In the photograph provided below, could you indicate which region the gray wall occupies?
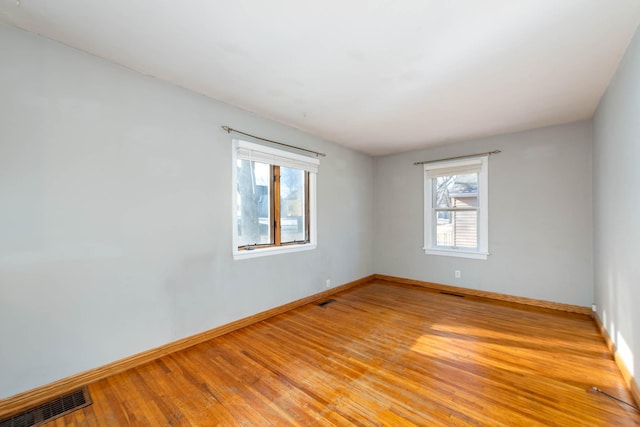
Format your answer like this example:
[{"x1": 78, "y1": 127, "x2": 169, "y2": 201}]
[
  {"x1": 373, "y1": 121, "x2": 593, "y2": 307},
  {"x1": 0, "y1": 23, "x2": 374, "y2": 398},
  {"x1": 593, "y1": 26, "x2": 640, "y2": 388}
]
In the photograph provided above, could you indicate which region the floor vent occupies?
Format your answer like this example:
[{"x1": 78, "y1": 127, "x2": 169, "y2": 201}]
[
  {"x1": 440, "y1": 291, "x2": 465, "y2": 298},
  {"x1": 0, "y1": 387, "x2": 92, "y2": 427},
  {"x1": 318, "y1": 298, "x2": 336, "y2": 307}
]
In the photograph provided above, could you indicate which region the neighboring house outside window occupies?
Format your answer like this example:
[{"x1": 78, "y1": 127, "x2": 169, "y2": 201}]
[
  {"x1": 232, "y1": 139, "x2": 318, "y2": 260},
  {"x1": 423, "y1": 156, "x2": 489, "y2": 260}
]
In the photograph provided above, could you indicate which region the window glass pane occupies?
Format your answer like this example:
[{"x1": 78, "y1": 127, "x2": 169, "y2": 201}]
[
  {"x1": 435, "y1": 210, "x2": 478, "y2": 248},
  {"x1": 434, "y1": 173, "x2": 478, "y2": 208},
  {"x1": 237, "y1": 160, "x2": 271, "y2": 246},
  {"x1": 280, "y1": 167, "x2": 306, "y2": 243}
]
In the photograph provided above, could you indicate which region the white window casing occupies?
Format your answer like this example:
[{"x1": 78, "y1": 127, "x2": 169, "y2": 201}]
[
  {"x1": 232, "y1": 139, "x2": 318, "y2": 260},
  {"x1": 423, "y1": 156, "x2": 489, "y2": 260}
]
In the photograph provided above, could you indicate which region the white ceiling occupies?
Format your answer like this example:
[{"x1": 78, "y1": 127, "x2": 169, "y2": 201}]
[{"x1": 2, "y1": 1, "x2": 640, "y2": 155}]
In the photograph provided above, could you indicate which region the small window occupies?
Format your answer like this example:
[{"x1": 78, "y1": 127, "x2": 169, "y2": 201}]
[
  {"x1": 423, "y1": 157, "x2": 488, "y2": 260},
  {"x1": 233, "y1": 140, "x2": 318, "y2": 259}
]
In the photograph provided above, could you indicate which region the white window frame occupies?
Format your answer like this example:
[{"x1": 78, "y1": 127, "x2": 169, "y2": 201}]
[
  {"x1": 423, "y1": 156, "x2": 489, "y2": 260},
  {"x1": 232, "y1": 139, "x2": 318, "y2": 260}
]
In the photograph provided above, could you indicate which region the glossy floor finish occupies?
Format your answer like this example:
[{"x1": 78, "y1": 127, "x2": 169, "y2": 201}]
[{"x1": 46, "y1": 281, "x2": 639, "y2": 426}]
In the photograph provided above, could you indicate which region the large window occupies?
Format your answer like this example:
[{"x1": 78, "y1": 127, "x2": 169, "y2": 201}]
[
  {"x1": 423, "y1": 157, "x2": 488, "y2": 260},
  {"x1": 233, "y1": 140, "x2": 318, "y2": 259}
]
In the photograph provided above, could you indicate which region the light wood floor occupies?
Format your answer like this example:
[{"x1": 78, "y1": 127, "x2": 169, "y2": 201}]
[{"x1": 46, "y1": 281, "x2": 639, "y2": 426}]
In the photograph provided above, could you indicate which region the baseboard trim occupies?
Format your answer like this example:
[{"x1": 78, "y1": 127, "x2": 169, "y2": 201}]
[
  {"x1": 374, "y1": 274, "x2": 592, "y2": 315},
  {"x1": 592, "y1": 311, "x2": 640, "y2": 407},
  {"x1": 0, "y1": 274, "x2": 375, "y2": 418}
]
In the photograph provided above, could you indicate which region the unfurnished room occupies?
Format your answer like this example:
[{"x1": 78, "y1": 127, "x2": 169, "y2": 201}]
[{"x1": 1, "y1": 1, "x2": 640, "y2": 425}]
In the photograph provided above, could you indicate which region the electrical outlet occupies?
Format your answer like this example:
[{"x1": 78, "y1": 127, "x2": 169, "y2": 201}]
[
  {"x1": 455, "y1": 270, "x2": 461, "y2": 279},
  {"x1": 326, "y1": 279, "x2": 331, "y2": 288},
  {"x1": 592, "y1": 303, "x2": 597, "y2": 312}
]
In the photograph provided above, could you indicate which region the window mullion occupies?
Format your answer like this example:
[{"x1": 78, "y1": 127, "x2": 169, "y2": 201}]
[{"x1": 273, "y1": 165, "x2": 281, "y2": 246}]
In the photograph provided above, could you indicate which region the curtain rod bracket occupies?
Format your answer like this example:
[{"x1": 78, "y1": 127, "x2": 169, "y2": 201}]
[{"x1": 222, "y1": 126, "x2": 326, "y2": 158}]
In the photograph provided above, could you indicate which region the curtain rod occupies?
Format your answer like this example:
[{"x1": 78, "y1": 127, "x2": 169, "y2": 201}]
[
  {"x1": 222, "y1": 126, "x2": 326, "y2": 157},
  {"x1": 414, "y1": 150, "x2": 501, "y2": 165}
]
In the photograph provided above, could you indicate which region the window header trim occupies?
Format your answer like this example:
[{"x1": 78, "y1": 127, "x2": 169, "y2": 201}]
[
  {"x1": 424, "y1": 157, "x2": 484, "y2": 178},
  {"x1": 236, "y1": 139, "x2": 319, "y2": 173}
]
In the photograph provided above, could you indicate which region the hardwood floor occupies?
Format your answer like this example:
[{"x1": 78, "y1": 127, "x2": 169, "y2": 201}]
[{"x1": 45, "y1": 281, "x2": 639, "y2": 426}]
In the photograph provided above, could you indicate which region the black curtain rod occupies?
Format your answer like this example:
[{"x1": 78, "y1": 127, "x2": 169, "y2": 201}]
[
  {"x1": 414, "y1": 150, "x2": 501, "y2": 165},
  {"x1": 222, "y1": 126, "x2": 326, "y2": 157}
]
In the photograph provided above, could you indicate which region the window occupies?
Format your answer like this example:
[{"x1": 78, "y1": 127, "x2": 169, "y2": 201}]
[
  {"x1": 232, "y1": 140, "x2": 318, "y2": 259},
  {"x1": 423, "y1": 156, "x2": 488, "y2": 259}
]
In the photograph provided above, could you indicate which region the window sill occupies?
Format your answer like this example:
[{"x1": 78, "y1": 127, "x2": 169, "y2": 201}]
[
  {"x1": 423, "y1": 248, "x2": 488, "y2": 260},
  {"x1": 233, "y1": 243, "x2": 317, "y2": 260}
]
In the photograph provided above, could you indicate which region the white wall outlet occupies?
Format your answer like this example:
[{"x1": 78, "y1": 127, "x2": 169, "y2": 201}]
[
  {"x1": 326, "y1": 279, "x2": 331, "y2": 288},
  {"x1": 592, "y1": 303, "x2": 597, "y2": 312},
  {"x1": 455, "y1": 270, "x2": 461, "y2": 278}
]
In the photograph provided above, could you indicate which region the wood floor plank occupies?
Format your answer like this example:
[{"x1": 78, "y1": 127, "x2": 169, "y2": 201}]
[{"x1": 44, "y1": 281, "x2": 640, "y2": 426}]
